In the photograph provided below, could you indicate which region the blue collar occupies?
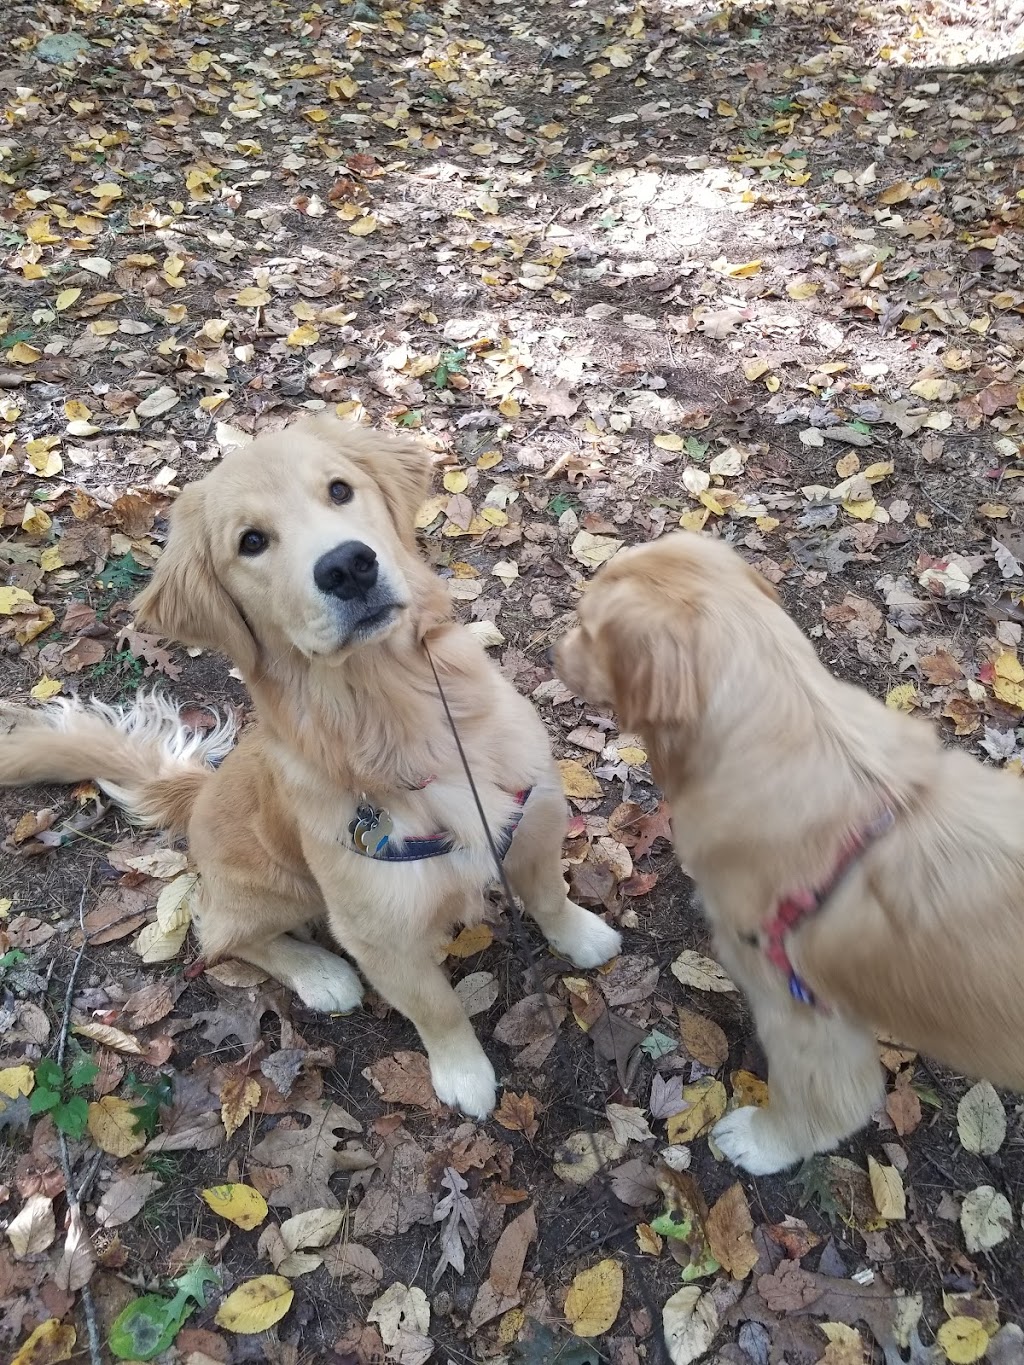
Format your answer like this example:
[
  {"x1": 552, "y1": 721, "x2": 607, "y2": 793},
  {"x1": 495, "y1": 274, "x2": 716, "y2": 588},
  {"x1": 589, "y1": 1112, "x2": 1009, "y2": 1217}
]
[{"x1": 348, "y1": 788, "x2": 532, "y2": 864}]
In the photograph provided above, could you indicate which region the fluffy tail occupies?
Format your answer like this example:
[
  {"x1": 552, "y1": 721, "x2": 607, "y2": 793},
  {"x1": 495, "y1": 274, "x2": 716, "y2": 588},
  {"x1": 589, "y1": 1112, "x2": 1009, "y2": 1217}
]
[{"x1": 0, "y1": 692, "x2": 237, "y2": 832}]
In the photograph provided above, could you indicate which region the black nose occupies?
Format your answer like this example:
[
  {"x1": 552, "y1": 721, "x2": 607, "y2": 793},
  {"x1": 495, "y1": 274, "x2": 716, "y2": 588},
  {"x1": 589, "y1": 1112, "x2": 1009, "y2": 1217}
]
[{"x1": 313, "y1": 541, "x2": 378, "y2": 600}]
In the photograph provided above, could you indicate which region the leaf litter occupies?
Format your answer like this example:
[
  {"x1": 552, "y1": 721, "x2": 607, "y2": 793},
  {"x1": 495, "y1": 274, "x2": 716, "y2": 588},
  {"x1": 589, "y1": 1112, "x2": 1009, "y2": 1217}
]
[{"x1": 2, "y1": 0, "x2": 1024, "y2": 1357}]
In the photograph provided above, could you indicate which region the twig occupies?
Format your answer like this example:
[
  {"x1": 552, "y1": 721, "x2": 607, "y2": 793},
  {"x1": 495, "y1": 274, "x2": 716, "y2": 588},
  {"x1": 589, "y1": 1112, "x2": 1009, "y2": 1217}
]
[{"x1": 55, "y1": 878, "x2": 104, "y2": 1365}]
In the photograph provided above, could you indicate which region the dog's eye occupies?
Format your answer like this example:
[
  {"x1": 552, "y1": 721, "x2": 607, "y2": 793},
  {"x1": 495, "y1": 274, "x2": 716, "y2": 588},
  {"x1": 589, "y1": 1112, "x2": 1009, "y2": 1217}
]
[
  {"x1": 239, "y1": 529, "x2": 268, "y2": 557},
  {"x1": 329, "y1": 479, "x2": 353, "y2": 505}
]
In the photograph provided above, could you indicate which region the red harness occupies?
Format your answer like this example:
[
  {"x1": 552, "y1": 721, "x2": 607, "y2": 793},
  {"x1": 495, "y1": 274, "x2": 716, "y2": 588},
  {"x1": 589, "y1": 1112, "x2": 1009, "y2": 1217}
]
[{"x1": 760, "y1": 806, "x2": 896, "y2": 1010}]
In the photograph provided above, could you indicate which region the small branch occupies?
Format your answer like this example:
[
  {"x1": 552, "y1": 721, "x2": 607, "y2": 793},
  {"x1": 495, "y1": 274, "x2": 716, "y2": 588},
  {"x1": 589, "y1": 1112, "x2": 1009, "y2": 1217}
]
[{"x1": 55, "y1": 878, "x2": 103, "y2": 1365}]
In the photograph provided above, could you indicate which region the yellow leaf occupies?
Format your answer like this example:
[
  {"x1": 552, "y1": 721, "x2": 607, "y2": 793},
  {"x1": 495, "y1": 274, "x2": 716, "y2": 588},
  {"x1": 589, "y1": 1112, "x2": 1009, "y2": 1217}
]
[
  {"x1": 414, "y1": 494, "x2": 448, "y2": 529},
  {"x1": 215, "y1": 1275, "x2": 294, "y2": 1334},
  {"x1": 40, "y1": 546, "x2": 63, "y2": 574},
  {"x1": 0, "y1": 1064, "x2": 34, "y2": 1098},
  {"x1": 863, "y1": 461, "x2": 894, "y2": 483},
  {"x1": 787, "y1": 280, "x2": 820, "y2": 299},
  {"x1": 498, "y1": 396, "x2": 521, "y2": 418},
  {"x1": 55, "y1": 287, "x2": 82, "y2": 311},
  {"x1": 445, "y1": 923, "x2": 494, "y2": 958},
  {"x1": 679, "y1": 508, "x2": 709, "y2": 532},
  {"x1": 637, "y1": 1223, "x2": 663, "y2": 1255},
  {"x1": 349, "y1": 214, "x2": 379, "y2": 236},
  {"x1": 476, "y1": 449, "x2": 502, "y2": 469},
  {"x1": 27, "y1": 445, "x2": 63, "y2": 478},
  {"x1": 303, "y1": 107, "x2": 329, "y2": 122},
  {"x1": 725, "y1": 259, "x2": 762, "y2": 277},
  {"x1": 654, "y1": 433, "x2": 685, "y2": 451},
  {"x1": 835, "y1": 452, "x2": 860, "y2": 478},
  {"x1": 978, "y1": 502, "x2": 1008, "y2": 518},
  {"x1": 993, "y1": 652, "x2": 1024, "y2": 709},
  {"x1": 443, "y1": 469, "x2": 469, "y2": 493},
  {"x1": 16, "y1": 606, "x2": 54, "y2": 646},
  {"x1": 332, "y1": 75, "x2": 359, "y2": 99},
  {"x1": 820, "y1": 1322, "x2": 866, "y2": 1365},
  {"x1": 717, "y1": 100, "x2": 737, "y2": 116},
  {"x1": 286, "y1": 324, "x2": 319, "y2": 347},
  {"x1": 868, "y1": 1156, "x2": 906, "y2": 1220},
  {"x1": 87, "y1": 1097, "x2": 146, "y2": 1157},
  {"x1": 937, "y1": 1318, "x2": 990, "y2": 1364},
  {"x1": 885, "y1": 683, "x2": 919, "y2": 712},
  {"x1": 564, "y1": 1258, "x2": 623, "y2": 1337},
  {"x1": 731, "y1": 1070, "x2": 769, "y2": 1108},
  {"x1": 89, "y1": 182, "x2": 123, "y2": 200},
  {"x1": 30, "y1": 676, "x2": 62, "y2": 701},
  {"x1": 617, "y1": 746, "x2": 647, "y2": 766},
  {"x1": 11, "y1": 1320, "x2": 76, "y2": 1365},
  {"x1": 667, "y1": 1078, "x2": 728, "y2": 1143},
  {"x1": 64, "y1": 399, "x2": 92, "y2": 423},
  {"x1": 10, "y1": 342, "x2": 42, "y2": 365},
  {"x1": 843, "y1": 498, "x2": 876, "y2": 521},
  {"x1": 558, "y1": 758, "x2": 604, "y2": 800},
  {"x1": 879, "y1": 180, "x2": 913, "y2": 205},
  {"x1": 0, "y1": 587, "x2": 35, "y2": 615},
  {"x1": 22, "y1": 504, "x2": 52, "y2": 536},
  {"x1": 221, "y1": 1076, "x2": 261, "y2": 1139},
  {"x1": 742, "y1": 359, "x2": 770, "y2": 382},
  {"x1": 235, "y1": 286, "x2": 271, "y2": 307},
  {"x1": 202, "y1": 1183, "x2": 269, "y2": 1230}
]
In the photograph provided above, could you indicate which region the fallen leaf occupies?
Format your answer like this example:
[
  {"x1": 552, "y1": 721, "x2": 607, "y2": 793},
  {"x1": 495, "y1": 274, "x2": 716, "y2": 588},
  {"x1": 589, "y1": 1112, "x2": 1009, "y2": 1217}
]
[
  {"x1": 470, "y1": 1204, "x2": 537, "y2": 1327},
  {"x1": 705, "y1": 1183, "x2": 758, "y2": 1279},
  {"x1": 960, "y1": 1186, "x2": 1013, "y2": 1253},
  {"x1": 6, "y1": 1193, "x2": 56, "y2": 1257},
  {"x1": 564, "y1": 1259, "x2": 623, "y2": 1336},
  {"x1": 937, "y1": 1317, "x2": 990, "y2": 1364},
  {"x1": 666, "y1": 1079, "x2": 727, "y2": 1143},
  {"x1": 202, "y1": 1183, "x2": 269, "y2": 1230},
  {"x1": 215, "y1": 1275, "x2": 293, "y2": 1333},
  {"x1": 957, "y1": 1080, "x2": 1006, "y2": 1155},
  {"x1": 558, "y1": 759, "x2": 604, "y2": 800},
  {"x1": 10, "y1": 1320, "x2": 76, "y2": 1365},
  {"x1": 367, "y1": 1282, "x2": 430, "y2": 1345},
  {"x1": 670, "y1": 950, "x2": 737, "y2": 993},
  {"x1": 553, "y1": 1130, "x2": 626, "y2": 1184},
  {"x1": 87, "y1": 1097, "x2": 146, "y2": 1157},
  {"x1": 605, "y1": 1103, "x2": 654, "y2": 1145},
  {"x1": 96, "y1": 1173, "x2": 163, "y2": 1229},
  {"x1": 663, "y1": 1285, "x2": 719, "y2": 1365},
  {"x1": 868, "y1": 1156, "x2": 906, "y2": 1220},
  {"x1": 571, "y1": 530, "x2": 623, "y2": 570},
  {"x1": 445, "y1": 923, "x2": 494, "y2": 957},
  {"x1": 677, "y1": 1008, "x2": 728, "y2": 1067}
]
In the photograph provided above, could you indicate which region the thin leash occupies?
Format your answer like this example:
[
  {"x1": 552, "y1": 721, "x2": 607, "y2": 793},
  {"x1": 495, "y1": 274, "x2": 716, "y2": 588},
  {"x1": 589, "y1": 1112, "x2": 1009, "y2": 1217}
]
[{"x1": 424, "y1": 643, "x2": 673, "y2": 1364}]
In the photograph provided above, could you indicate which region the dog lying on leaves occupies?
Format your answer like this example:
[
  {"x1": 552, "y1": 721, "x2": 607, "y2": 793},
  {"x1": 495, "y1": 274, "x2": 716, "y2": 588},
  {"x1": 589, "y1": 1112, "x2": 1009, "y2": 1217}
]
[
  {"x1": 1, "y1": 416, "x2": 620, "y2": 1119},
  {"x1": 555, "y1": 531, "x2": 1024, "y2": 1174}
]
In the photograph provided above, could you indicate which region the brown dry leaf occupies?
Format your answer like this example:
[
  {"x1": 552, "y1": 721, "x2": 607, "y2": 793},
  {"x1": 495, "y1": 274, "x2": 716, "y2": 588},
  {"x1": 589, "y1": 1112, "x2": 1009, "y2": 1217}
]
[
  {"x1": 705, "y1": 1183, "x2": 758, "y2": 1280},
  {"x1": 96, "y1": 1173, "x2": 163, "y2": 1229},
  {"x1": 6, "y1": 1193, "x2": 56, "y2": 1256},
  {"x1": 363, "y1": 1052, "x2": 441, "y2": 1110},
  {"x1": 493, "y1": 1091, "x2": 539, "y2": 1140},
  {"x1": 677, "y1": 1007, "x2": 729, "y2": 1068},
  {"x1": 885, "y1": 1069, "x2": 922, "y2": 1137},
  {"x1": 249, "y1": 1100, "x2": 370, "y2": 1210},
  {"x1": 758, "y1": 1259, "x2": 822, "y2": 1311},
  {"x1": 322, "y1": 1241, "x2": 385, "y2": 1295},
  {"x1": 470, "y1": 1204, "x2": 537, "y2": 1327}
]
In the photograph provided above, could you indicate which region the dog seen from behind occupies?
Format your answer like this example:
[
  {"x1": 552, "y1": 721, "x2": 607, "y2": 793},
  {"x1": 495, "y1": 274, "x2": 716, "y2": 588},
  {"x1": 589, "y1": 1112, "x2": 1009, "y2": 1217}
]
[
  {"x1": 0, "y1": 416, "x2": 621, "y2": 1120},
  {"x1": 555, "y1": 531, "x2": 1024, "y2": 1174}
]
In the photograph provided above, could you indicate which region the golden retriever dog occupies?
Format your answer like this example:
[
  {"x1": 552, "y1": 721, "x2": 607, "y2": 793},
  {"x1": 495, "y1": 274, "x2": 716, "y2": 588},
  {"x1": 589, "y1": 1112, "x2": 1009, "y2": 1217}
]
[
  {"x1": 555, "y1": 531, "x2": 1024, "y2": 1174},
  {"x1": 0, "y1": 416, "x2": 620, "y2": 1119}
]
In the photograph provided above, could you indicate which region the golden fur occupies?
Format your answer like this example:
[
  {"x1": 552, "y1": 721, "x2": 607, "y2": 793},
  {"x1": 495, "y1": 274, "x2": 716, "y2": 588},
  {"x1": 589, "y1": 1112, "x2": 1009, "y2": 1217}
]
[
  {"x1": 555, "y1": 531, "x2": 1024, "y2": 1173},
  {"x1": 1, "y1": 416, "x2": 620, "y2": 1119}
]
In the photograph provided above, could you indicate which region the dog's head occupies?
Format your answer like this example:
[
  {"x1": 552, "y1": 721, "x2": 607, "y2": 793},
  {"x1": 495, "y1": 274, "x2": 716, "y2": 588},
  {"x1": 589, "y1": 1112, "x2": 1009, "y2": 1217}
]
[
  {"x1": 554, "y1": 533, "x2": 779, "y2": 735},
  {"x1": 134, "y1": 416, "x2": 438, "y2": 672}
]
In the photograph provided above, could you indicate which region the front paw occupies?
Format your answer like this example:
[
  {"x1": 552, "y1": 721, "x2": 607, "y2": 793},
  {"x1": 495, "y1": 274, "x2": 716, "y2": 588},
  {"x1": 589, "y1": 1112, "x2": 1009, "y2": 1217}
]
[
  {"x1": 712, "y1": 1106, "x2": 800, "y2": 1176},
  {"x1": 296, "y1": 958, "x2": 365, "y2": 1015},
  {"x1": 547, "y1": 903, "x2": 622, "y2": 969},
  {"x1": 430, "y1": 1045, "x2": 497, "y2": 1120}
]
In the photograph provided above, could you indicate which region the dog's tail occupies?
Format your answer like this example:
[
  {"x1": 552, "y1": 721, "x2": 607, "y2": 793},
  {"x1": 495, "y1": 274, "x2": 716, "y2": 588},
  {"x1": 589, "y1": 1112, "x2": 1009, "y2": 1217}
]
[{"x1": 0, "y1": 692, "x2": 237, "y2": 833}]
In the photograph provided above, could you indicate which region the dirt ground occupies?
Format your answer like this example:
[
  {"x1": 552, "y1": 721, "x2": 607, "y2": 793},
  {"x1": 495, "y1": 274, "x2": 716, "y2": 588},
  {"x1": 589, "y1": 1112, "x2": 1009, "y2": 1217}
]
[{"x1": 2, "y1": 0, "x2": 1024, "y2": 1361}]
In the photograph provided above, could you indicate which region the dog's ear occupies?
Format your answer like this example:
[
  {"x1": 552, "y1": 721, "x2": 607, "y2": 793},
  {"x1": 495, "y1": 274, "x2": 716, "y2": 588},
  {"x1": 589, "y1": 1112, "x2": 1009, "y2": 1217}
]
[
  {"x1": 133, "y1": 484, "x2": 258, "y2": 674},
  {"x1": 604, "y1": 609, "x2": 701, "y2": 735}
]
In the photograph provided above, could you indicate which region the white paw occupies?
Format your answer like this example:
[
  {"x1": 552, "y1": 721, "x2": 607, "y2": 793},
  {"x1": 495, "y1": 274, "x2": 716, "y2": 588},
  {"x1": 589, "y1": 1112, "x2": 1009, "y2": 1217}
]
[
  {"x1": 295, "y1": 957, "x2": 365, "y2": 1014},
  {"x1": 547, "y1": 904, "x2": 622, "y2": 969},
  {"x1": 712, "y1": 1106, "x2": 800, "y2": 1176},
  {"x1": 429, "y1": 1045, "x2": 497, "y2": 1120}
]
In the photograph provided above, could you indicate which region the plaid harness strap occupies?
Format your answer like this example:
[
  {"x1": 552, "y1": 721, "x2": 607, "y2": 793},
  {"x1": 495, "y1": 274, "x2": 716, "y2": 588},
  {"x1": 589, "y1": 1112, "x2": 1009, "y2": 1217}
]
[
  {"x1": 760, "y1": 806, "x2": 896, "y2": 1010},
  {"x1": 348, "y1": 788, "x2": 533, "y2": 863}
]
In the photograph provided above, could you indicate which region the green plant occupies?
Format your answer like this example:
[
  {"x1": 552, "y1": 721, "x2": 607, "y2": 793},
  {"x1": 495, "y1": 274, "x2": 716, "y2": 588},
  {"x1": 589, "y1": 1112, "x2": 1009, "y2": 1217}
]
[
  {"x1": 432, "y1": 348, "x2": 467, "y2": 389},
  {"x1": 124, "y1": 1072, "x2": 174, "y2": 1140},
  {"x1": 109, "y1": 1257, "x2": 220, "y2": 1361},
  {"x1": 97, "y1": 551, "x2": 147, "y2": 594},
  {"x1": 29, "y1": 1046, "x2": 99, "y2": 1139}
]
